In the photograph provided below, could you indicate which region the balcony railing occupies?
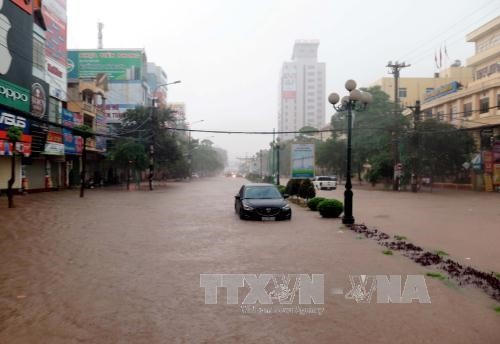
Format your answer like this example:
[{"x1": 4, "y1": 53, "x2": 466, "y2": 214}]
[{"x1": 82, "y1": 102, "x2": 96, "y2": 114}]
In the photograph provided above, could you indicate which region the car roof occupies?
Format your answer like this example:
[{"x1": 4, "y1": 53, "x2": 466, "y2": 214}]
[{"x1": 244, "y1": 183, "x2": 276, "y2": 187}]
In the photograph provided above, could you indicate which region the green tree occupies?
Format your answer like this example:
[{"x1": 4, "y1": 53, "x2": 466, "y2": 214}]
[
  {"x1": 331, "y1": 85, "x2": 408, "y2": 183},
  {"x1": 6, "y1": 126, "x2": 22, "y2": 208},
  {"x1": 73, "y1": 124, "x2": 94, "y2": 198},
  {"x1": 316, "y1": 138, "x2": 346, "y2": 178},
  {"x1": 298, "y1": 178, "x2": 316, "y2": 200},
  {"x1": 111, "y1": 138, "x2": 148, "y2": 190},
  {"x1": 400, "y1": 119, "x2": 475, "y2": 185},
  {"x1": 298, "y1": 126, "x2": 318, "y2": 138},
  {"x1": 118, "y1": 106, "x2": 182, "y2": 181},
  {"x1": 191, "y1": 140, "x2": 226, "y2": 177}
]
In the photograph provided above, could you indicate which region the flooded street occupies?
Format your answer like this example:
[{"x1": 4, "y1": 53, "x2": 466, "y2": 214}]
[{"x1": 1, "y1": 178, "x2": 499, "y2": 343}]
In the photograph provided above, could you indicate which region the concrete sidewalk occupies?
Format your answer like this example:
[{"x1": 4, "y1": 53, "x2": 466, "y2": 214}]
[{"x1": 314, "y1": 184, "x2": 500, "y2": 273}]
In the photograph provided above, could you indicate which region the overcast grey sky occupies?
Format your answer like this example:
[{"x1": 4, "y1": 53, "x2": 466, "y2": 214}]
[{"x1": 67, "y1": 0, "x2": 500, "y2": 164}]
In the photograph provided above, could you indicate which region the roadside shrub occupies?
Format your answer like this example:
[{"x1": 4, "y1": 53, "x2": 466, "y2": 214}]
[
  {"x1": 285, "y1": 179, "x2": 302, "y2": 197},
  {"x1": 262, "y1": 175, "x2": 273, "y2": 183},
  {"x1": 307, "y1": 197, "x2": 325, "y2": 211},
  {"x1": 245, "y1": 173, "x2": 260, "y2": 183},
  {"x1": 317, "y1": 199, "x2": 344, "y2": 218},
  {"x1": 299, "y1": 178, "x2": 316, "y2": 200},
  {"x1": 277, "y1": 185, "x2": 287, "y2": 195}
]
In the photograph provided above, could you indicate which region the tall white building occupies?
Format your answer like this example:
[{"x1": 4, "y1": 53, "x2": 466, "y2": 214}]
[{"x1": 278, "y1": 40, "x2": 326, "y2": 140}]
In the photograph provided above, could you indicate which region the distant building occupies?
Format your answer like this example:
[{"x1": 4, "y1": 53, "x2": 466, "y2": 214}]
[
  {"x1": 278, "y1": 40, "x2": 326, "y2": 140},
  {"x1": 167, "y1": 102, "x2": 186, "y2": 122},
  {"x1": 66, "y1": 76, "x2": 108, "y2": 183},
  {"x1": 146, "y1": 62, "x2": 168, "y2": 108},
  {"x1": 67, "y1": 49, "x2": 149, "y2": 124}
]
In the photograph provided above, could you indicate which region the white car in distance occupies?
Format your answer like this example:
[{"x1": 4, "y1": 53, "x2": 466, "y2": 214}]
[{"x1": 312, "y1": 176, "x2": 337, "y2": 190}]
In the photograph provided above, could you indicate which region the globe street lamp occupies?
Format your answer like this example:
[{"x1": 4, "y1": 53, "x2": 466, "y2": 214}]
[
  {"x1": 328, "y1": 80, "x2": 373, "y2": 225},
  {"x1": 149, "y1": 80, "x2": 182, "y2": 190},
  {"x1": 269, "y1": 137, "x2": 281, "y2": 185}
]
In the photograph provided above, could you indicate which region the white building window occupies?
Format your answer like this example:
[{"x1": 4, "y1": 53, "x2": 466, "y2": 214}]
[
  {"x1": 32, "y1": 36, "x2": 45, "y2": 71},
  {"x1": 480, "y1": 97, "x2": 489, "y2": 114}
]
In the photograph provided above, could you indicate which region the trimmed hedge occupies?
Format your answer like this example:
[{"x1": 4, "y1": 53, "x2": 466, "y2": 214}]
[
  {"x1": 285, "y1": 178, "x2": 302, "y2": 197},
  {"x1": 277, "y1": 185, "x2": 287, "y2": 195},
  {"x1": 318, "y1": 199, "x2": 344, "y2": 218},
  {"x1": 307, "y1": 197, "x2": 326, "y2": 211},
  {"x1": 299, "y1": 178, "x2": 316, "y2": 200}
]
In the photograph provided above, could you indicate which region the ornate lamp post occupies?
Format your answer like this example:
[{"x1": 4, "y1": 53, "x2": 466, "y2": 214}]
[{"x1": 328, "y1": 80, "x2": 373, "y2": 225}]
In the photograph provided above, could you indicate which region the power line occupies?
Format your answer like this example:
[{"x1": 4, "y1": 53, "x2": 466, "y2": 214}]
[
  {"x1": 396, "y1": 2, "x2": 500, "y2": 62},
  {"x1": 405, "y1": 7, "x2": 500, "y2": 67}
]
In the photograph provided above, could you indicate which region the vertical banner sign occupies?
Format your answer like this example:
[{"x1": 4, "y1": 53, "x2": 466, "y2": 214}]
[
  {"x1": 291, "y1": 143, "x2": 315, "y2": 178},
  {"x1": 95, "y1": 114, "x2": 107, "y2": 152},
  {"x1": 493, "y1": 141, "x2": 500, "y2": 185},
  {"x1": 282, "y1": 70, "x2": 296, "y2": 99},
  {"x1": 482, "y1": 151, "x2": 493, "y2": 174},
  {"x1": 43, "y1": 0, "x2": 67, "y2": 100},
  {"x1": 62, "y1": 108, "x2": 82, "y2": 155}
]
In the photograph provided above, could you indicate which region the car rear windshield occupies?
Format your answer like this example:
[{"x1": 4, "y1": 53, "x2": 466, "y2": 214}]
[
  {"x1": 244, "y1": 186, "x2": 282, "y2": 199},
  {"x1": 317, "y1": 177, "x2": 333, "y2": 181}
]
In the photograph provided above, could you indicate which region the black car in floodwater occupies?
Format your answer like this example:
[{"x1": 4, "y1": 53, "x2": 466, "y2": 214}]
[{"x1": 234, "y1": 183, "x2": 292, "y2": 221}]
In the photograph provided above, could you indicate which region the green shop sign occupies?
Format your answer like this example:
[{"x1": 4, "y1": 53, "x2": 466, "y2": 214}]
[{"x1": 0, "y1": 79, "x2": 30, "y2": 113}]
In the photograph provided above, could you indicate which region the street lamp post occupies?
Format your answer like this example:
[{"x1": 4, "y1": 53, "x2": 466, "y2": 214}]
[
  {"x1": 276, "y1": 138, "x2": 281, "y2": 186},
  {"x1": 328, "y1": 80, "x2": 373, "y2": 225},
  {"x1": 149, "y1": 80, "x2": 181, "y2": 190}
]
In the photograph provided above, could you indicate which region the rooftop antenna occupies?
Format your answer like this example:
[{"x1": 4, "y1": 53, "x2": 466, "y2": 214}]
[{"x1": 98, "y1": 22, "x2": 104, "y2": 49}]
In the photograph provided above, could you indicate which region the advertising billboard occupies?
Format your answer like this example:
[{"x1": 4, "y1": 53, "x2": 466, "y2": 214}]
[
  {"x1": 43, "y1": 0, "x2": 67, "y2": 100},
  {"x1": 423, "y1": 81, "x2": 461, "y2": 103},
  {"x1": 10, "y1": 0, "x2": 33, "y2": 14},
  {"x1": 291, "y1": 143, "x2": 315, "y2": 178},
  {"x1": 95, "y1": 114, "x2": 107, "y2": 152},
  {"x1": 43, "y1": 0, "x2": 66, "y2": 66},
  {"x1": 0, "y1": 0, "x2": 33, "y2": 113},
  {"x1": 0, "y1": 105, "x2": 32, "y2": 157},
  {"x1": 282, "y1": 71, "x2": 296, "y2": 99},
  {"x1": 29, "y1": 77, "x2": 50, "y2": 154},
  {"x1": 493, "y1": 141, "x2": 500, "y2": 186},
  {"x1": 62, "y1": 109, "x2": 82, "y2": 155},
  {"x1": 67, "y1": 50, "x2": 145, "y2": 81},
  {"x1": 44, "y1": 131, "x2": 64, "y2": 155}
]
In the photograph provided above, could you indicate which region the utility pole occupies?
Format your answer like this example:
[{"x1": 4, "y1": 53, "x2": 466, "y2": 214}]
[
  {"x1": 408, "y1": 100, "x2": 421, "y2": 192},
  {"x1": 259, "y1": 150, "x2": 263, "y2": 179},
  {"x1": 98, "y1": 22, "x2": 104, "y2": 49},
  {"x1": 272, "y1": 128, "x2": 276, "y2": 183},
  {"x1": 387, "y1": 61, "x2": 410, "y2": 191},
  {"x1": 276, "y1": 138, "x2": 280, "y2": 186},
  {"x1": 149, "y1": 97, "x2": 156, "y2": 191}
]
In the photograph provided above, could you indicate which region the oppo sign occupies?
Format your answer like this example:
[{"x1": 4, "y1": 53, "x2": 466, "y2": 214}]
[
  {"x1": 0, "y1": 84, "x2": 29, "y2": 102},
  {"x1": 0, "y1": 79, "x2": 30, "y2": 113}
]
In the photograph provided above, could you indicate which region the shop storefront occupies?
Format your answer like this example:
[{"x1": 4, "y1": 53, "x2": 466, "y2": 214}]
[{"x1": 0, "y1": 109, "x2": 32, "y2": 191}]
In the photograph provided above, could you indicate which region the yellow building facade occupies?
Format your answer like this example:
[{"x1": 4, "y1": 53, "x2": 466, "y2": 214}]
[
  {"x1": 373, "y1": 67, "x2": 473, "y2": 108},
  {"x1": 420, "y1": 16, "x2": 500, "y2": 191}
]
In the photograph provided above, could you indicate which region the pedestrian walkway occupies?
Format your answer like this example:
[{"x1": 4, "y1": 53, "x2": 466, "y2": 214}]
[{"x1": 316, "y1": 184, "x2": 500, "y2": 272}]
